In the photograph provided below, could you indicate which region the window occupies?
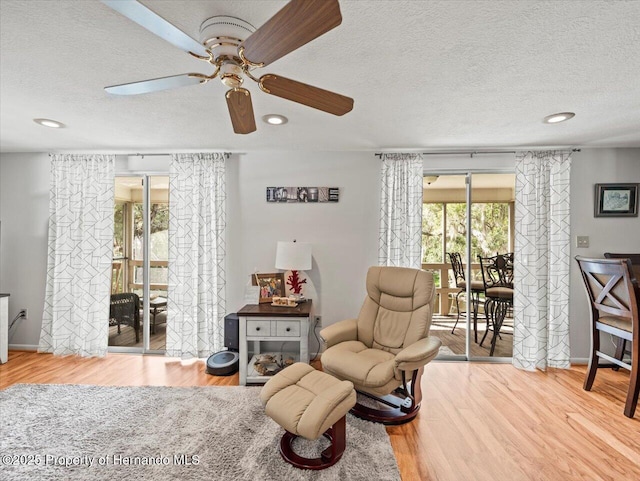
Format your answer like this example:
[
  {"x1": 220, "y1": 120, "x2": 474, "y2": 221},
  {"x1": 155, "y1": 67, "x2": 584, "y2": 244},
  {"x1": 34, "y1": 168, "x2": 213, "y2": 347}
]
[
  {"x1": 422, "y1": 201, "x2": 512, "y2": 292},
  {"x1": 423, "y1": 202, "x2": 510, "y2": 263}
]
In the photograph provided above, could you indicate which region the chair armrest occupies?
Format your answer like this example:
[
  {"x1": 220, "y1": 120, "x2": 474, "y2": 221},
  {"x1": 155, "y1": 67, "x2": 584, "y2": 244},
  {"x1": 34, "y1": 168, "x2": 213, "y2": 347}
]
[
  {"x1": 395, "y1": 337, "x2": 442, "y2": 372},
  {"x1": 319, "y1": 318, "x2": 358, "y2": 349}
]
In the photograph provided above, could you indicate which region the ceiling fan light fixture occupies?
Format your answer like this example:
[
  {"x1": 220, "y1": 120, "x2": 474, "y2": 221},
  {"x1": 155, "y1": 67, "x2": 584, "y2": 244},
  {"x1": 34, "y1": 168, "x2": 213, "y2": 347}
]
[
  {"x1": 101, "y1": 0, "x2": 352, "y2": 135},
  {"x1": 33, "y1": 118, "x2": 65, "y2": 128},
  {"x1": 262, "y1": 114, "x2": 288, "y2": 125},
  {"x1": 543, "y1": 112, "x2": 575, "y2": 124},
  {"x1": 220, "y1": 62, "x2": 244, "y2": 88},
  {"x1": 199, "y1": 16, "x2": 256, "y2": 62}
]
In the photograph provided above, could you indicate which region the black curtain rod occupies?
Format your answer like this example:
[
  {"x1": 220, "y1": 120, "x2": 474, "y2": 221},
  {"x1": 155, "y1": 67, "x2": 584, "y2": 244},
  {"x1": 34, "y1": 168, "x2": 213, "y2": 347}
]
[
  {"x1": 374, "y1": 148, "x2": 580, "y2": 158},
  {"x1": 125, "y1": 152, "x2": 231, "y2": 158}
]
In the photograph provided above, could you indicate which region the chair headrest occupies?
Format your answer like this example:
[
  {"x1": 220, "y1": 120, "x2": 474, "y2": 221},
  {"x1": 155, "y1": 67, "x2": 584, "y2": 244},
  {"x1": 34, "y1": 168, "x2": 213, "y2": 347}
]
[{"x1": 366, "y1": 266, "x2": 434, "y2": 311}]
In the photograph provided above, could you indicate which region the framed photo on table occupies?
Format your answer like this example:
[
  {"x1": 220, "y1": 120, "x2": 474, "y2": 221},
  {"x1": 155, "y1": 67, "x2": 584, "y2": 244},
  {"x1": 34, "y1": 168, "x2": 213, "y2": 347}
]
[
  {"x1": 251, "y1": 273, "x2": 285, "y2": 303},
  {"x1": 594, "y1": 183, "x2": 638, "y2": 217}
]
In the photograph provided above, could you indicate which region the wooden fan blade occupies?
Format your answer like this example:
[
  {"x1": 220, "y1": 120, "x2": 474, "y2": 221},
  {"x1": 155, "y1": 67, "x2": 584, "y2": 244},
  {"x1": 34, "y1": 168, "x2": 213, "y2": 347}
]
[
  {"x1": 101, "y1": 0, "x2": 210, "y2": 58},
  {"x1": 241, "y1": 0, "x2": 342, "y2": 67},
  {"x1": 259, "y1": 75, "x2": 353, "y2": 116},
  {"x1": 226, "y1": 88, "x2": 257, "y2": 134},
  {"x1": 105, "y1": 74, "x2": 205, "y2": 95}
]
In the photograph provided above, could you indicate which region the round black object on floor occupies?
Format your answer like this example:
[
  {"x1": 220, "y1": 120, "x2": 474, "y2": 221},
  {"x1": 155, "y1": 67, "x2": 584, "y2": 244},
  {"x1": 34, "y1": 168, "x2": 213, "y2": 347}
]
[{"x1": 206, "y1": 350, "x2": 239, "y2": 376}]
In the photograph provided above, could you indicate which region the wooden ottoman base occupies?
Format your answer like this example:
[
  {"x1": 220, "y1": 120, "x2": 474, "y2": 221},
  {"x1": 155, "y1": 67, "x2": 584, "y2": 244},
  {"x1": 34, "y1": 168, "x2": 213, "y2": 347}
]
[
  {"x1": 261, "y1": 363, "x2": 356, "y2": 471},
  {"x1": 279, "y1": 415, "x2": 347, "y2": 470}
]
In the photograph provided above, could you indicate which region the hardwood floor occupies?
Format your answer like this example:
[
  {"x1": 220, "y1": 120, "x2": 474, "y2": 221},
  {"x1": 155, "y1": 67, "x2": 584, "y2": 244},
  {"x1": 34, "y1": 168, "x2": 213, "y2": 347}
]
[
  {"x1": 108, "y1": 322, "x2": 167, "y2": 350},
  {"x1": 431, "y1": 314, "x2": 514, "y2": 358},
  {"x1": 1, "y1": 351, "x2": 638, "y2": 480}
]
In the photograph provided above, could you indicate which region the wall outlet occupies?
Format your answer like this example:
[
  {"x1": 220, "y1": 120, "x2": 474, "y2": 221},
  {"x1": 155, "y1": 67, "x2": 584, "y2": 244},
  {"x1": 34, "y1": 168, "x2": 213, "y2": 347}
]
[
  {"x1": 576, "y1": 236, "x2": 589, "y2": 248},
  {"x1": 313, "y1": 315, "x2": 322, "y2": 327},
  {"x1": 19, "y1": 308, "x2": 28, "y2": 318}
]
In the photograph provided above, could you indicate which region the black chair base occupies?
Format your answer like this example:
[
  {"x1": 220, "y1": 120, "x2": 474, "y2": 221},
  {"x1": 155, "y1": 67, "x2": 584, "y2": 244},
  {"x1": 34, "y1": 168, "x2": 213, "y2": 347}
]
[
  {"x1": 350, "y1": 400, "x2": 420, "y2": 425},
  {"x1": 350, "y1": 378, "x2": 422, "y2": 426},
  {"x1": 350, "y1": 368, "x2": 423, "y2": 425},
  {"x1": 279, "y1": 416, "x2": 346, "y2": 470}
]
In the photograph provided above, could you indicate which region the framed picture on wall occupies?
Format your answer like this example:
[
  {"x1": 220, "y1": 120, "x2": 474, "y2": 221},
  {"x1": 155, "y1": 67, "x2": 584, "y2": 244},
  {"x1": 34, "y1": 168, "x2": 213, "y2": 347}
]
[
  {"x1": 594, "y1": 183, "x2": 638, "y2": 217},
  {"x1": 251, "y1": 273, "x2": 286, "y2": 303}
]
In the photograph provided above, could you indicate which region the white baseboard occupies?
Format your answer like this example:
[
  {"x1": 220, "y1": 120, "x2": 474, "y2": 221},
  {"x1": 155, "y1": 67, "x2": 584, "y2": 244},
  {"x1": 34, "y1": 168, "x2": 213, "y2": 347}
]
[
  {"x1": 570, "y1": 358, "x2": 589, "y2": 365},
  {"x1": 4, "y1": 346, "x2": 592, "y2": 366},
  {"x1": 8, "y1": 344, "x2": 38, "y2": 351}
]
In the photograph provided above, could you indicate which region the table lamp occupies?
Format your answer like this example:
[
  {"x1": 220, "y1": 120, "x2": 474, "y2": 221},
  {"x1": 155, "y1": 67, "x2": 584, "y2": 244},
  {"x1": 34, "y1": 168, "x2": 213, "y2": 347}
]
[{"x1": 275, "y1": 240, "x2": 312, "y2": 300}]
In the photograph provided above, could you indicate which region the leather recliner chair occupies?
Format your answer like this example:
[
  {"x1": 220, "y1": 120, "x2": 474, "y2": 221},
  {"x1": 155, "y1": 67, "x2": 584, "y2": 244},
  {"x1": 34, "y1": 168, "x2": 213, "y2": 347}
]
[{"x1": 320, "y1": 266, "x2": 441, "y2": 424}]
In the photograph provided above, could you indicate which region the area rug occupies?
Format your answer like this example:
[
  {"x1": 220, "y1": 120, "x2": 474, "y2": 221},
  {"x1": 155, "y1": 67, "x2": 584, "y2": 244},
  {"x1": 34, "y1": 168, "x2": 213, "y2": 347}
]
[{"x1": 0, "y1": 384, "x2": 400, "y2": 481}]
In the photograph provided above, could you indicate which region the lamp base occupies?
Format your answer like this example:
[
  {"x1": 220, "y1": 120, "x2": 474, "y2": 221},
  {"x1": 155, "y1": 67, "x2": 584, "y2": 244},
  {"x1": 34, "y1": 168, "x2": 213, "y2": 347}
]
[{"x1": 289, "y1": 294, "x2": 308, "y2": 303}]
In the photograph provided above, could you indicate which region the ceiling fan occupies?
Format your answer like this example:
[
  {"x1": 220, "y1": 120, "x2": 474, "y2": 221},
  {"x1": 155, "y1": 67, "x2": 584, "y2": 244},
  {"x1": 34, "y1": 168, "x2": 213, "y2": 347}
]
[{"x1": 101, "y1": 0, "x2": 354, "y2": 134}]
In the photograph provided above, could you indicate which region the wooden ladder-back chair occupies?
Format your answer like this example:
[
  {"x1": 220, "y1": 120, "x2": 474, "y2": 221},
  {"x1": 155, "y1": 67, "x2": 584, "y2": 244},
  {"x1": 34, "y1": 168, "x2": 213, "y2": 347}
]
[
  {"x1": 604, "y1": 253, "x2": 640, "y2": 282},
  {"x1": 575, "y1": 256, "x2": 639, "y2": 418},
  {"x1": 603, "y1": 253, "x2": 640, "y2": 370}
]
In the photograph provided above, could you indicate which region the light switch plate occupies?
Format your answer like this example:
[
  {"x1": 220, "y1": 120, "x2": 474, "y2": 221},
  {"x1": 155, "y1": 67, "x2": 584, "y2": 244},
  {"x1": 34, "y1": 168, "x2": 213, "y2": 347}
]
[{"x1": 576, "y1": 236, "x2": 589, "y2": 248}]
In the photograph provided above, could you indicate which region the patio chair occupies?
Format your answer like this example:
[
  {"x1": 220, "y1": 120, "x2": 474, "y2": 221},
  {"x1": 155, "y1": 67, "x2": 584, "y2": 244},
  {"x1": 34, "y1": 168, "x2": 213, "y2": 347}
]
[
  {"x1": 109, "y1": 293, "x2": 141, "y2": 343},
  {"x1": 478, "y1": 253, "x2": 514, "y2": 356},
  {"x1": 448, "y1": 252, "x2": 486, "y2": 343}
]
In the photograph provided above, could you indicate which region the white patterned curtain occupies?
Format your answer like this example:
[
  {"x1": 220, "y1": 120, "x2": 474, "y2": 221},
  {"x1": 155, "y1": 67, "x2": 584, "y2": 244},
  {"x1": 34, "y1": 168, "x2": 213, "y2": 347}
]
[
  {"x1": 513, "y1": 150, "x2": 572, "y2": 371},
  {"x1": 166, "y1": 153, "x2": 226, "y2": 359},
  {"x1": 378, "y1": 153, "x2": 424, "y2": 268},
  {"x1": 39, "y1": 154, "x2": 115, "y2": 357}
]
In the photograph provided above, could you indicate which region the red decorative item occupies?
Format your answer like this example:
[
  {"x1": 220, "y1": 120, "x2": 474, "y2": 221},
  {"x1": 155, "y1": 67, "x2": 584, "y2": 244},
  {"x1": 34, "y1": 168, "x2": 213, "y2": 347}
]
[{"x1": 286, "y1": 270, "x2": 307, "y2": 295}]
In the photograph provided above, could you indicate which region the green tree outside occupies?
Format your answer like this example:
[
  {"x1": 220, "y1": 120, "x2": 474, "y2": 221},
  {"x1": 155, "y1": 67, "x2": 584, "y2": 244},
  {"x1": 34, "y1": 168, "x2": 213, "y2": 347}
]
[{"x1": 422, "y1": 202, "x2": 510, "y2": 286}]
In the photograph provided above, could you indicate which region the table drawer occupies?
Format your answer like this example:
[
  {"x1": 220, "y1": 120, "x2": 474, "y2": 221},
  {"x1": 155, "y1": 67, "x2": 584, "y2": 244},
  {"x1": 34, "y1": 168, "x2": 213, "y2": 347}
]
[
  {"x1": 276, "y1": 320, "x2": 300, "y2": 337},
  {"x1": 247, "y1": 320, "x2": 271, "y2": 336}
]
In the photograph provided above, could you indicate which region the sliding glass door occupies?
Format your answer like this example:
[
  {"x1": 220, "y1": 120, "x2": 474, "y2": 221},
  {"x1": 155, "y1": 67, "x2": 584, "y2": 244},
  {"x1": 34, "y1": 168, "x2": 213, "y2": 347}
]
[
  {"x1": 423, "y1": 172, "x2": 514, "y2": 360},
  {"x1": 109, "y1": 175, "x2": 169, "y2": 353}
]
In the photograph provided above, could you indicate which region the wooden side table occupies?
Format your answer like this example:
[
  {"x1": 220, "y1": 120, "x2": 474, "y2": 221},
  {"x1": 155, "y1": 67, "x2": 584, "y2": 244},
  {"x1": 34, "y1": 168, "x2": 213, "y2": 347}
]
[{"x1": 238, "y1": 301, "x2": 311, "y2": 385}]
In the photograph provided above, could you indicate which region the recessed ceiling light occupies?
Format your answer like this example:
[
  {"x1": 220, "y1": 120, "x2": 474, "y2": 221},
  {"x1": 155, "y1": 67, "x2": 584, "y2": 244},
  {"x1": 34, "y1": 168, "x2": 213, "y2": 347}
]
[
  {"x1": 543, "y1": 112, "x2": 575, "y2": 124},
  {"x1": 262, "y1": 114, "x2": 288, "y2": 125},
  {"x1": 33, "y1": 118, "x2": 65, "y2": 128},
  {"x1": 424, "y1": 175, "x2": 439, "y2": 185}
]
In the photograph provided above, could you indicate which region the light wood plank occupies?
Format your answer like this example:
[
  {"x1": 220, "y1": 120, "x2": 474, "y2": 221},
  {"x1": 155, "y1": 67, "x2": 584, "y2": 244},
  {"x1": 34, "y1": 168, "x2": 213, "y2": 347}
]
[{"x1": 1, "y1": 351, "x2": 638, "y2": 480}]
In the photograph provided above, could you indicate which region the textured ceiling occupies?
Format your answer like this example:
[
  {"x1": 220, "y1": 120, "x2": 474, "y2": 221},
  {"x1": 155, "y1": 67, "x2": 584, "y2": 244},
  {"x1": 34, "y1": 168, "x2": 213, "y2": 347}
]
[{"x1": 1, "y1": 0, "x2": 640, "y2": 153}]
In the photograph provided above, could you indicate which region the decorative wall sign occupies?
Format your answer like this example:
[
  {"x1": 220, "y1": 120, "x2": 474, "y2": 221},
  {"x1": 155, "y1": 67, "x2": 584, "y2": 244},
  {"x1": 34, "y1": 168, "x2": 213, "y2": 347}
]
[
  {"x1": 266, "y1": 187, "x2": 339, "y2": 203},
  {"x1": 594, "y1": 183, "x2": 638, "y2": 217}
]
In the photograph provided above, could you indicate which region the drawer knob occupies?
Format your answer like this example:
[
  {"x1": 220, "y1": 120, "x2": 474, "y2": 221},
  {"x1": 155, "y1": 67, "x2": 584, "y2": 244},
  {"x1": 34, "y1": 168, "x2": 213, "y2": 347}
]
[
  {"x1": 256, "y1": 327, "x2": 261, "y2": 331},
  {"x1": 286, "y1": 327, "x2": 291, "y2": 332}
]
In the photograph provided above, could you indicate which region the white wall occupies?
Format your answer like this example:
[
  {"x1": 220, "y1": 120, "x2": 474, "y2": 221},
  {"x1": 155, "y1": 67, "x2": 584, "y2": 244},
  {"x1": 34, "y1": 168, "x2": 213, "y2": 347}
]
[
  {"x1": 1, "y1": 148, "x2": 637, "y2": 361},
  {"x1": 569, "y1": 148, "x2": 640, "y2": 359},
  {"x1": 0, "y1": 151, "x2": 381, "y2": 354},
  {"x1": 0, "y1": 153, "x2": 50, "y2": 347},
  {"x1": 226, "y1": 152, "x2": 380, "y2": 357}
]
